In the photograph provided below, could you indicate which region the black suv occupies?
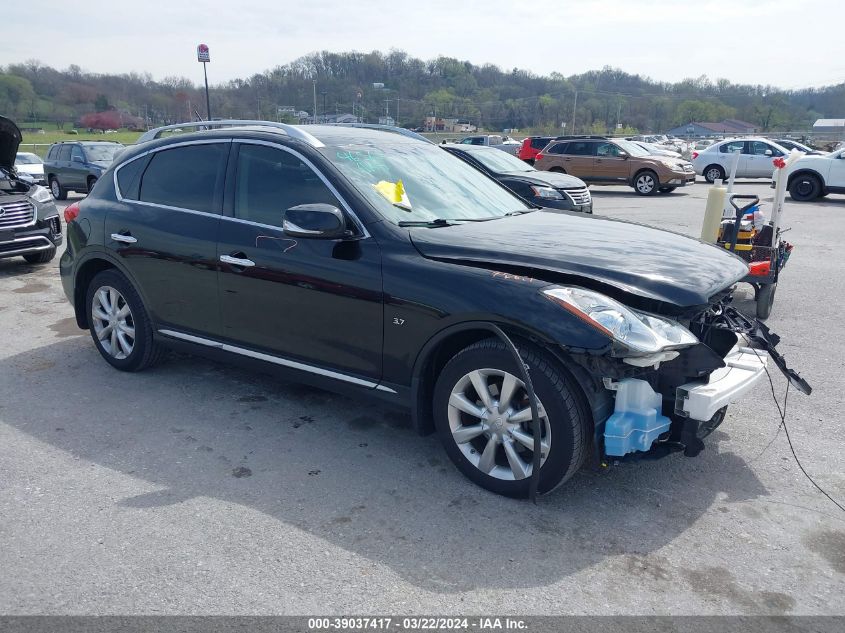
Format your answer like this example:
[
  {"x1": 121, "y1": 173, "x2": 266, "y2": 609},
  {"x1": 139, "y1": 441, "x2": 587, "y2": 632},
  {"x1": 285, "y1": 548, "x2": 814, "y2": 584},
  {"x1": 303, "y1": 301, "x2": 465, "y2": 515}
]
[
  {"x1": 44, "y1": 140, "x2": 123, "y2": 200},
  {"x1": 0, "y1": 116, "x2": 63, "y2": 264},
  {"x1": 59, "y1": 121, "x2": 805, "y2": 497}
]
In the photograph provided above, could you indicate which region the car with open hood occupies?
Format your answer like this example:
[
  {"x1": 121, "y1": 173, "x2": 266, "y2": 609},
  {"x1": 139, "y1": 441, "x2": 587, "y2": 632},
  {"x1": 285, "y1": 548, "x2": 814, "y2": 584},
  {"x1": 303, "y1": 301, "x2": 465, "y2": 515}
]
[
  {"x1": 59, "y1": 120, "x2": 808, "y2": 497},
  {"x1": 441, "y1": 143, "x2": 592, "y2": 213},
  {"x1": 0, "y1": 116, "x2": 63, "y2": 264}
]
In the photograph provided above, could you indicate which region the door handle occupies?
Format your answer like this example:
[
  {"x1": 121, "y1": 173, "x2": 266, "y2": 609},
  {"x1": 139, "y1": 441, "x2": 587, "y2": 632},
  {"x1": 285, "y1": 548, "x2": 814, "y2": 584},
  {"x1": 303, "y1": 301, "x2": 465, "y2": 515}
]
[
  {"x1": 110, "y1": 233, "x2": 137, "y2": 244},
  {"x1": 220, "y1": 254, "x2": 256, "y2": 268}
]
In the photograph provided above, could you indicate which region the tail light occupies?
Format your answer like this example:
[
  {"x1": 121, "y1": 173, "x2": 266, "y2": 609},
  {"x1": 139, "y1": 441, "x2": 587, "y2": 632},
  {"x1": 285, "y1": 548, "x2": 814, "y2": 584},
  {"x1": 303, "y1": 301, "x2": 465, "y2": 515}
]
[
  {"x1": 535, "y1": 153, "x2": 544, "y2": 161},
  {"x1": 691, "y1": 151, "x2": 699, "y2": 160},
  {"x1": 64, "y1": 201, "x2": 81, "y2": 223}
]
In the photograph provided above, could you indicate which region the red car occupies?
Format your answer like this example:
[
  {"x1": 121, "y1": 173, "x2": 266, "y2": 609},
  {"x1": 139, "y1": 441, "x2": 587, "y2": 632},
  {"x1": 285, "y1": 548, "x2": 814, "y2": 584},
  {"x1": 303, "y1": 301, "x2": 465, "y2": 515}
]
[{"x1": 518, "y1": 136, "x2": 554, "y2": 164}]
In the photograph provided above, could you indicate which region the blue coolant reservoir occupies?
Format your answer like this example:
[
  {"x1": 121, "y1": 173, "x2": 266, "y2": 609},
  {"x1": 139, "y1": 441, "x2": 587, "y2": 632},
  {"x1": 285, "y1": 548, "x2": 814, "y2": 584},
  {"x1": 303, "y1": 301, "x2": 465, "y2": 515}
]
[{"x1": 604, "y1": 379, "x2": 672, "y2": 456}]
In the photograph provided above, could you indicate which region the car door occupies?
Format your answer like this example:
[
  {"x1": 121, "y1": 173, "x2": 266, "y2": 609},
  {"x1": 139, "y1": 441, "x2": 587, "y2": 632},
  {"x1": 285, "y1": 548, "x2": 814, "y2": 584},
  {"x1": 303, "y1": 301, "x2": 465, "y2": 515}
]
[
  {"x1": 106, "y1": 140, "x2": 229, "y2": 336},
  {"x1": 746, "y1": 140, "x2": 783, "y2": 177},
  {"x1": 217, "y1": 141, "x2": 383, "y2": 381},
  {"x1": 68, "y1": 144, "x2": 89, "y2": 189},
  {"x1": 56, "y1": 144, "x2": 72, "y2": 185},
  {"x1": 559, "y1": 141, "x2": 595, "y2": 179},
  {"x1": 718, "y1": 140, "x2": 747, "y2": 177},
  {"x1": 593, "y1": 142, "x2": 630, "y2": 183}
]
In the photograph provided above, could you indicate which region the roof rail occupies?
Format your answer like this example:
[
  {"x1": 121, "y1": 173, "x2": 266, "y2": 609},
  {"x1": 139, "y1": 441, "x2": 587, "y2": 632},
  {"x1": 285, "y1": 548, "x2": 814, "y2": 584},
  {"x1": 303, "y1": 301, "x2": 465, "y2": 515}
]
[
  {"x1": 136, "y1": 120, "x2": 325, "y2": 147},
  {"x1": 553, "y1": 135, "x2": 608, "y2": 141},
  {"x1": 324, "y1": 122, "x2": 432, "y2": 144}
]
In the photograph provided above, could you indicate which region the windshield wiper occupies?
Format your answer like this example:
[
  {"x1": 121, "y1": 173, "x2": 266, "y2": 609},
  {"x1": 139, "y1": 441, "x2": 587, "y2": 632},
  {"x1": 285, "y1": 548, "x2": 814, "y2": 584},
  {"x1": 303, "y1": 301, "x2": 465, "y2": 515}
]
[
  {"x1": 398, "y1": 217, "x2": 499, "y2": 227},
  {"x1": 503, "y1": 209, "x2": 537, "y2": 216}
]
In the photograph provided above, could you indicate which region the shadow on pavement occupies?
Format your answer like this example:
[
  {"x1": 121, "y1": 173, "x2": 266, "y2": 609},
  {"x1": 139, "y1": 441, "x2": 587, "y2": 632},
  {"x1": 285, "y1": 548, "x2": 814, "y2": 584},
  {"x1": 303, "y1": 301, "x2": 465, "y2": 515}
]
[{"x1": 0, "y1": 336, "x2": 771, "y2": 593}]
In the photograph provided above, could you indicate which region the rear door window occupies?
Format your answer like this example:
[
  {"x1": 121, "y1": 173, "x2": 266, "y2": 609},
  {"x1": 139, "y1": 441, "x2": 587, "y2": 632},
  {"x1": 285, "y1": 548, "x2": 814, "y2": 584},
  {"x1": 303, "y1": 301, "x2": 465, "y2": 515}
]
[
  {"x1": 566, "y1": 142, "x2": 595, "y2": 156},
  {"x1": 58, "y1": 146, "x2": 72, "y2": 162},
  {"x1": 138, "y1": 143, "x2": 229, "y2": 213},
  {"x1": 720, "y1": 141, "x2": 745, "y2": 154}
]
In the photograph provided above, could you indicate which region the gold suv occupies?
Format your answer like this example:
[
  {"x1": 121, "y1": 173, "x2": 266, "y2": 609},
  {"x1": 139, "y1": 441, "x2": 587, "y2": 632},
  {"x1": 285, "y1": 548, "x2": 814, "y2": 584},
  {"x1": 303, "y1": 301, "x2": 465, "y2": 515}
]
[{"x1": 534, "y1": 136, "x2": 695, "y2": 195}]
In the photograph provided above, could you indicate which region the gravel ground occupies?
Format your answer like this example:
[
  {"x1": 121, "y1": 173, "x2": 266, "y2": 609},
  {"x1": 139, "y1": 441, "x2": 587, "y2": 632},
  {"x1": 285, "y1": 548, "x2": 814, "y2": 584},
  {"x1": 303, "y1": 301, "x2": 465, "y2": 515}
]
[{"x1": 0, "y1": 181, "x2": 843, "y2": 615}]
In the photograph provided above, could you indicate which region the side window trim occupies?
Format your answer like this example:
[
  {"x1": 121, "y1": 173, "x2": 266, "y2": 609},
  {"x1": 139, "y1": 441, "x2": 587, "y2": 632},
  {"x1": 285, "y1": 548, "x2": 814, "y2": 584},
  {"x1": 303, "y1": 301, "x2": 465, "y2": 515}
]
[
  {"x1": 228, "y1": 139, "x2": 368, "y2": 238},
  {"x1": 112, "y1": 139, "x2": 231, "y2": 215}
]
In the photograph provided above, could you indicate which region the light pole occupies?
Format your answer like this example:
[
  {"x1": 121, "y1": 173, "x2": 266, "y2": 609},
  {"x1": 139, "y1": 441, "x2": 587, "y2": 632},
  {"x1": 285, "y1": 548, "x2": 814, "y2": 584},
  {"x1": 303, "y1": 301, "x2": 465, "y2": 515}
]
[{"x1": 312, "y1": 80, "x2": 317, "y2": 124}]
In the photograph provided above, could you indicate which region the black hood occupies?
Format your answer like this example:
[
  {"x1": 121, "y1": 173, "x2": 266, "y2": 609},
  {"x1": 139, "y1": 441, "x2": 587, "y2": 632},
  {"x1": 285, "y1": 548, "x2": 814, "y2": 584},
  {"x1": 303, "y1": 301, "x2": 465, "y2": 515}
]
[
  {"x1": 501, "y1": 170, "x2": 585, "y2": 189},
  {"x1": 409, "y1": 211, "x2": 749, "y2": 310},
  {"x1": 0, "y1": 116, "x2": 22, "y2": 169}
]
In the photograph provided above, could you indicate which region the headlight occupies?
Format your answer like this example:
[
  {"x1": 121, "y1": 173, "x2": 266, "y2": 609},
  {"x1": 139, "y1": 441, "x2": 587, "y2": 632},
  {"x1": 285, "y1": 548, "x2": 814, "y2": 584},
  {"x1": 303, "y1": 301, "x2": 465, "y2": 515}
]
[
  {"x1": 542, "y1": 287, "x2": 698, "y2": 354},
  {"x1": 530, "y1": 185, "x2": 563, "y2": 200},
  {"x1": 28, "y1": 185, "x2": 53, "y2": 204}
]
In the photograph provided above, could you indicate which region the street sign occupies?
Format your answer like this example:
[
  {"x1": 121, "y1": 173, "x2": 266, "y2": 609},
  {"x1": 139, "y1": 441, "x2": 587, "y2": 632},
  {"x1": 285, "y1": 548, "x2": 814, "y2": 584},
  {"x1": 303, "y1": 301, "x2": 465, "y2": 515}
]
[{"x1": 197, "y1": 44, "x2": 210, "y2": 63}]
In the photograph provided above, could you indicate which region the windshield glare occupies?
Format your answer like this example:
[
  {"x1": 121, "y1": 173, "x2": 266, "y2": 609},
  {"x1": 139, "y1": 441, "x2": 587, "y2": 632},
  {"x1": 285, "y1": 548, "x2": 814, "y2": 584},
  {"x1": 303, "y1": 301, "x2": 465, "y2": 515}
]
[
  {"x1": 84, "y1": 145, "x2": 123, "y2": 163},
  {"x1": 466, "y1": 147, "x2": 535, "y2": 173},
  {"x1": 15, "y1": 153, "x2": 42, "y2": 165},
  {"x1": 324, "y1": 142, "x2": 530, "y2": 224},
  {"x1": 615, "y1": 140, "x2": 650, "y2": 157}
]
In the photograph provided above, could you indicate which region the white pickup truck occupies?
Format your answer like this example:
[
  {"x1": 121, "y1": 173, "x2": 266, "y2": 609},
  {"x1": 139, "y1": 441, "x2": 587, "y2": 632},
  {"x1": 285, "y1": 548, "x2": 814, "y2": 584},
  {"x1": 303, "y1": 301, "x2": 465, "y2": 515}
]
[
  {"x1": 455, "y1": 134, "x2": 522, "y2": 156},
  {"x1": 778, "y1": 147, "x2": 845, "y2": 201}
]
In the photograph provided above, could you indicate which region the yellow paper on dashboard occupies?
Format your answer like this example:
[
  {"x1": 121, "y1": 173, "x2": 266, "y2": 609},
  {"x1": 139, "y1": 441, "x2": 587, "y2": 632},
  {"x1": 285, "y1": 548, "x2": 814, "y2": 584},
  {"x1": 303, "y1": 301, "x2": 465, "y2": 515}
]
[{"x1": 374, "y1": 179, "x2": 412, "y2": 210}]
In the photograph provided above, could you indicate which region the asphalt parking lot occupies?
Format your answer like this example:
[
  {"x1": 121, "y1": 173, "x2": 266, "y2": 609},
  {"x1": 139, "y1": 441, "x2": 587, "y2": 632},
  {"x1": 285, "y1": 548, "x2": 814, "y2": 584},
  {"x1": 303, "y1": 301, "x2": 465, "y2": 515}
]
[{"x1": 1, "y1": 180, "x2": 843, "y2": 615}]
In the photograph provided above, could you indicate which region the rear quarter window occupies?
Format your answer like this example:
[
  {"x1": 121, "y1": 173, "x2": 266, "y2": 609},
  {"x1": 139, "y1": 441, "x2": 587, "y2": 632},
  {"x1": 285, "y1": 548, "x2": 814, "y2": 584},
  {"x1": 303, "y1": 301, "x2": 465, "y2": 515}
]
[
  {"x1": 115, "y1": 156, "x2": 148, "y2": 201},
  {"x1": 547, "y1": 143, "x2": 568, "y2": 155}
]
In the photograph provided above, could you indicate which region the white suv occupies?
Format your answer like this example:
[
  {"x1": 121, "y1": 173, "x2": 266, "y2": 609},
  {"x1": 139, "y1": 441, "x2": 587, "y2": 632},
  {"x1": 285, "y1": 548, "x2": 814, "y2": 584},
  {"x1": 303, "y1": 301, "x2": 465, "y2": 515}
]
[
  {"x1": 692, "y1": 138, "x2": 789, "y2": 182},
  {"x1": 777, "y1": 148, "x2": 845, "y2": 202}
]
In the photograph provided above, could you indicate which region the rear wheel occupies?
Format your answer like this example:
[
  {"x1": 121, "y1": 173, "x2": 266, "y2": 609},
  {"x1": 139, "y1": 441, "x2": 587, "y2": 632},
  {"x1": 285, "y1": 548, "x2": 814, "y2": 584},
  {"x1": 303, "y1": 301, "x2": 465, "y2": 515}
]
[
  {"x1": 85, "y1": 269, "x2": 165, "y2": 372},
  {"x1": 788, "y1": 174, "x2": 821, "y2": 202},
  {"x1": 433, "y1": 339, "x2": 587, "y2": 497},
  {"x1": 703, "y1": 165, "x2": 725, "y2": 183},
  {"x1": 23, "y1": 247, "x2": 57, "y2": 264},
  {"x1": 634, "y1": 170, "x2": 659, "y2": 195},
  {"x1": 50, "y1": 177, "x2": 67, "y2": 200}
]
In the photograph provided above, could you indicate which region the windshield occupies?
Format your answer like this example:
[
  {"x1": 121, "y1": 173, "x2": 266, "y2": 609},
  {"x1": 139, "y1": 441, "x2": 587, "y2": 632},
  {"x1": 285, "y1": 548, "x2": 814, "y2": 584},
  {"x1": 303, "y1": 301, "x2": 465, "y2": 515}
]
[
  {"x1": 323, "y1": 142, "x2": 531, "y2": 224},
  {"x1": 615, "y1": 140, "x2": 650, "y2": 157},
  {"x1": 15, "y1": 153, "x2": 42, "y2": 165},
  {"x1": 466, "y1": 148, "x2": 534, "y2": 173},
  {"x1": 84, "y1": 144, "x2": 123, "y2": 163}
]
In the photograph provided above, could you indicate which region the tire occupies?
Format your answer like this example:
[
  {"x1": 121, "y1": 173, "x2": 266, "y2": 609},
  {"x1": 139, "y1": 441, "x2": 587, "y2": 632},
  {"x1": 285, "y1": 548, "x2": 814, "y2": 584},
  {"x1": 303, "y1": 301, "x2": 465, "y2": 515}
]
[
  {"x1": 788, "y1": 174, "x2": 821, "y2": 202},
  {"x1": 703, "y1": 165, "x2": 725, "y2": 184},
  {"x1": 50, "y1": 176, "x2": 67, "y2": 201},
  {"x1": 86, "y1": 176, "x2": 97, "y2": 193},
  {"x1": 633, "y1": 170, "x2": 659, "y2": 195},
  {"x1": 756, "y1": 283, "x2": 777, "y2": 320},
  {"x1": 433, "y1": 338, "x2": 588, "y2": 497},
  {"x1": 658, "y1": 186, "x2": 677, "y2": 194},
  {"x1": 85, "y1": 269, "x2": 165, "y2": 372},
  {"x1": 23, "y1": 247, "x2": 56, "y2": 264}
]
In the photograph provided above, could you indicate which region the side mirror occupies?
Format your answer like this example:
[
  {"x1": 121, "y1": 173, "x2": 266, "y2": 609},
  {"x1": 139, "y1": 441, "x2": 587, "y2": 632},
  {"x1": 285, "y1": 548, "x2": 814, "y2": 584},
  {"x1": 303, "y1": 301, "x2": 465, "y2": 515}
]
[
  {"x1": 764, "y1": 149, "x2": 773, "y2": 157},
  {"x1": 72, "y1": 155, "x2": 84, "y2": 163},
  {"x1": 283, "y1": 203, "x2": 347, "y2": 239},
  {"x1": 618, "y1": 151, "x2": 628, "y2": 159}
]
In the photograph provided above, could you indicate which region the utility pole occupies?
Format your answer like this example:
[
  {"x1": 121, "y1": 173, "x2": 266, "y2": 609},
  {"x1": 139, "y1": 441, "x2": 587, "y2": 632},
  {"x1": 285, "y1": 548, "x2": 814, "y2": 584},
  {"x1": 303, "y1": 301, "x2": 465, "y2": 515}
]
[
  {"x1": 321, "y1": 92, "x2": 327, "y2": 122},
  {"x1": 312, "y1": 80, "x2": 317, "y2": 124},
  {"x1": 616, "y1": 99, "x2": 622, "y2": 132},
  {"x1": 571, "y1": 90, "x2": 578, "y2": 135}
]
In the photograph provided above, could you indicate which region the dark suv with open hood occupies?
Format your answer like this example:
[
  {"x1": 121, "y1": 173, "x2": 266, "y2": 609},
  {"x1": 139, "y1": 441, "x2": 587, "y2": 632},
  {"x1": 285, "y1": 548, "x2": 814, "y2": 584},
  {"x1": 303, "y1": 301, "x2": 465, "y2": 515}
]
[
  {"x1": 0, "y1": 116, "x2": 63, "y2": 264},
  {"x1": 59, "y1": 121, "x2": 807, "y2": 497}
]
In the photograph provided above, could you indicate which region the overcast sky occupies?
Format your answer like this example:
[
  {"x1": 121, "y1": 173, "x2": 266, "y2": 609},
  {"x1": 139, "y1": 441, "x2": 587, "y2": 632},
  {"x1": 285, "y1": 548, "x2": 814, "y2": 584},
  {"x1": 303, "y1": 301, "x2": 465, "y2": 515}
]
[{"x1": 3, "y1": 0, "x2": 844, "y2": 89}]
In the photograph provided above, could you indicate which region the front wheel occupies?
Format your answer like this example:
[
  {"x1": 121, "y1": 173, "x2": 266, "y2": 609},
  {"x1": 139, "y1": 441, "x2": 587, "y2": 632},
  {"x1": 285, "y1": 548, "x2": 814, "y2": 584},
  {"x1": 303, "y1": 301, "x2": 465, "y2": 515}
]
[
  {"x1": 789, "y1": 174, "x2": 821, "y2": 202},
  {"x1": 85, "y1": 269, "x2": 165, "y2": 372},
  {"x1": 634, "y1": 170, "x2": 659, "y2": 195},
  {"x1": 50, "y1": 177, "x2": 67, "y2": 200},
  {"x1": 433, "y1": 339, "x2": 587, "y2": 497}
]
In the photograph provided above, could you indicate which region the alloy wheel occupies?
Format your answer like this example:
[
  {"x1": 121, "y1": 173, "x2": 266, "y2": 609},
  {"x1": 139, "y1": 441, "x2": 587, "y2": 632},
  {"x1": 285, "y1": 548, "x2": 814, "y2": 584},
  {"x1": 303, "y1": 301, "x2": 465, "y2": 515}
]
[
  {"x1": 636, "y1": 173, "x2": 656, "y2": 194},
  {"x1": 447, "y1": 368, "x2": 550, "y2": 481},
  {"x1": 51, "y1": 180, "x2": 60, "y2": 198},
  {"x1": 91, "y1": 286, "x2": 136, "y2": 359}
]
